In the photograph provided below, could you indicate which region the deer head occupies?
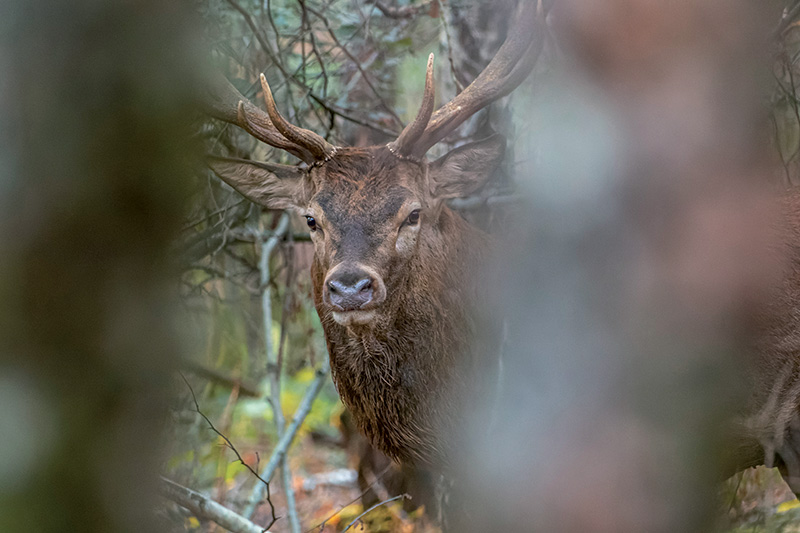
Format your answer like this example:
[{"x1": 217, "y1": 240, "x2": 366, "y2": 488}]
[{"x1": 205, "y1": 2, "x2": 543, "y2": 328}]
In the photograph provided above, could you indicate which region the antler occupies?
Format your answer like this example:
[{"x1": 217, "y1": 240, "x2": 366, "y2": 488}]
[
  {"x1": 393, "y1": 0, "x2": 545, "y2": 159},
  {"x1": 201, "y1": 73, "x2": 329, "y2": 164},
  {"x1": 259, "y1": 74, "x2": 337, "y2": 161},
  {"x1": 387, "y1": 53, "x2": 435, "y2": 158}
]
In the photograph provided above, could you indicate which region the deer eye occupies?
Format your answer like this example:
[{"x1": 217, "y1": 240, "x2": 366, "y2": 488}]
[
  {"x1": 305, "y1": 216, "x2": 317, "y2": 231},
  {"x1": 405, "y1": 209, "x2": 420, "y2": 227}
]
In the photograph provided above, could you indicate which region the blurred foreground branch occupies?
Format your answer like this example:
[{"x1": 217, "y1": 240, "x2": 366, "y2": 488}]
[
  {"x1": 0, "y1": 0, "x2": 201, "y2": 531},
  {"x1": 460, "y1": 0, "x2": 782, "y2": 531}
]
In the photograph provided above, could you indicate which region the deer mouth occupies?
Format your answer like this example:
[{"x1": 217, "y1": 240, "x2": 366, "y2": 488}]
[{"x1": 331, "y1": 309, "x2": 378, "y2": 326}]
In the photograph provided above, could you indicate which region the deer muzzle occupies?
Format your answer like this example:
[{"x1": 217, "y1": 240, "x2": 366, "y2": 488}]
[{"x1": 323, "y1": 264, "x2": 386, "y2": 314}]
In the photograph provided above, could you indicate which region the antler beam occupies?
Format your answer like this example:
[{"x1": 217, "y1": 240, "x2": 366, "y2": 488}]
[
  {"x1": 201, "y1": 74, "x2": 329, "y2": 164},
  {"x1": 259, "y1": 74, "x2": 337, "y2": 161}
]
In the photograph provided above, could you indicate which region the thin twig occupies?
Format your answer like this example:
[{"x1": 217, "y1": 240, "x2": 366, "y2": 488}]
[
  {"x1": 308, "y1": 95, "x2": 399, "y2": 137},
  {"x1": 342, "y1": 494, "x2": 410, "y2": 532},
  {"x1": 436, "y1": 0, "x2": 465, "y2": 93},
  {"x1": 305, "y1": 5, "x2": 403, "y2": 128},
  {"x1": 296, "y1": 0, "x2": 331, "y2": 137},
  {"x1": 224, "y1": 0, "x2": 400, "y2": 138},
  {"x1": 225, "y1": 0, "x2": 289, "y2": 80},
  {"x1": 180, "y1": 374, "x2": 279, "y2": 529},
  {"x1": 182, "y1": 359, "x2": 261, "y2": 398},
  {"x1": 304, "y1": 464, "x2": 394, "y2": 533}
]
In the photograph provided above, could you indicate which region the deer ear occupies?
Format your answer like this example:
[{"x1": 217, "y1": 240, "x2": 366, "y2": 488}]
[
  {"x1": 208, "y1": 156, "x2": 311, "y2": 211},
  {"x1": 428, "y1": 134, "x2": 505, "y2": 199}
]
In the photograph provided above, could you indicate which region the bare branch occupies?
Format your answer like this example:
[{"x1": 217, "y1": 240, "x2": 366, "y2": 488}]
[
  {"x1": 258, "y1": 212, "x2": 300, "y2": 533},
  {"x1": 435, "y1": 0, "x2": 465, "y2": 93},
  {"x1": 304, "y1": 4, "x2": 404, "y2": 129},
  {"x1": 223, "y1": 0, "x2": 401, "y2": 138},
  {"x1": 161, "y1": 477, "x2": 271, "y2": 533},
  {"x1": 242, "y1": 359, "x2": 331, "y2": 519}
]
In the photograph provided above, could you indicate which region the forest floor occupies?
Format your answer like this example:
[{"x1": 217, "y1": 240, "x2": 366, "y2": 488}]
[
  {"x1": 722, "y1": 466, "x2": 800, "y2": 532},
  {"x1": 229, "y1": 443, "x2": 800, "y2": 533},
  {"x1": 240, "y1": 437, "x2": 438, "y2": 533},
  {"x1": 170, "y1": 371, "x2": 800, "y2": 533}
]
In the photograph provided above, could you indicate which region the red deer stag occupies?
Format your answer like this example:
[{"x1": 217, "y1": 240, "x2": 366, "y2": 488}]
[
  {"x1": 203, "y1": 2, "x2": 544, "y2": 468},
  {"x1": 202, "y1": 0, "x2": 800, "y2": 507}
]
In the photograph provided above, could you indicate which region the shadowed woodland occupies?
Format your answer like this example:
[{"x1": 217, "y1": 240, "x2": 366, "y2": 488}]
[{"x1": 8, "y1": 0, "x2": 800, "y2": 532}]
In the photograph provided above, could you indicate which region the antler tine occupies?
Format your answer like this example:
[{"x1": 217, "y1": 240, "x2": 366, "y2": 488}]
[
  {"x1": 387, "y1": 53, "x2": 435, "y2": 157},
  {"x1": 409, "y1": 1, "x2": 545, "y2": 158},
  {"x1": 201, "y1": 74, "x2": 315, "y2": 163},
  {"x1": 260, "y1": 74, "x2": 337, "y2": 161},
  {"x1": 236, "y1": 101, "x2": 315, "y2": 162}
]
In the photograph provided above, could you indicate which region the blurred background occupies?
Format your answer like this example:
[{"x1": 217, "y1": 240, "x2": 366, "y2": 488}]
[{"x1": 5, "y1": 0, "x2": 800, "y2": 531}]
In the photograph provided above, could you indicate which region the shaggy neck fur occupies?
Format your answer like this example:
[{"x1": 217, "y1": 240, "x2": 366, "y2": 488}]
[{"x1": 312, "y1": 207, "x2": 490, "y2": 466}]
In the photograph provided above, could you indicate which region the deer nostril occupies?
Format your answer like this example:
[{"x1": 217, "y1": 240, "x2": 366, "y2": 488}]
[
  {"x1": 326, "y1": 273, "x2": 375, "y2": 311},
  {"x1": 328, "y1": 277, "x2": 371, "y2": 296}
]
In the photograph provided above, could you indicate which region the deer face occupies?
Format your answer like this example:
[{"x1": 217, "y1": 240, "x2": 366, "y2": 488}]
[
  {"x1": 210, "y1": 136, "x2": 505, "y2": 326},
  {"x1": 304, "y1": 150, "x2": 426, "y2": 326}
]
